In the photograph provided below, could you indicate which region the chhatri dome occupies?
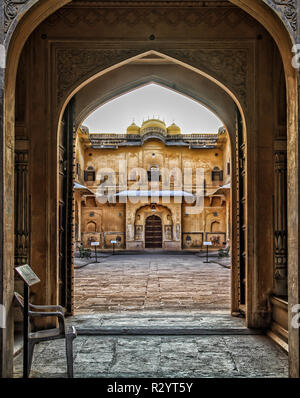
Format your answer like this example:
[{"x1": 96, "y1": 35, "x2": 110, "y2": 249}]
[
  {"x1": 126, "y1": 121, "x2": 140, "y2": 134},
  {"x1": 126, "y1": 119, "x2": 181, "y2": 135},
  {"x1": 140, "y1": 118, "x2": 167, "y2": 135},
  {"x1": 167, "y1": 122, "x2": 181, "y2": 135}
]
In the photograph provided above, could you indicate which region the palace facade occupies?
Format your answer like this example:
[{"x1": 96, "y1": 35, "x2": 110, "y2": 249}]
[{"x1": 74, "y1": 119, "x2": 231, "y2": 251}]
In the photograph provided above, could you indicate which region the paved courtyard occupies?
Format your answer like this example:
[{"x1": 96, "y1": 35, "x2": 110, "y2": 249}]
[
  {"x1": 74, "y1": 253, "x2": 231, "y2": 313},
  {"x1": 14, "y1": 313, "x2": 288, "y2": 378}
]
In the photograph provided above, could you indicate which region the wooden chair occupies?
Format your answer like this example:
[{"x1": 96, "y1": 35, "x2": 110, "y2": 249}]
[
  {"x1": 218, "y1": 245, "x2": 230, "y2": 258},
  {"x1": 14, "y1": 292, "x2": 77, "y2": 378},
  {"x1": 79, "y1": 245, "x2": 91, "y2": 258}
]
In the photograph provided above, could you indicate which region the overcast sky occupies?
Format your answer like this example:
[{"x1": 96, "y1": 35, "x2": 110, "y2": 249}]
[{"x1": 83, "y1": 83, "x2": 223, "y2": 134}]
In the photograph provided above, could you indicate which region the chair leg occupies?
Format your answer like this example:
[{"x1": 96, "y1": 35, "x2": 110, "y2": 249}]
[
  {"x1": 28, "y1": 341, "x2": 35, "y2": 377},
  {"x1": 65, "y1": 335, "x2": 75, "y2": 378}
]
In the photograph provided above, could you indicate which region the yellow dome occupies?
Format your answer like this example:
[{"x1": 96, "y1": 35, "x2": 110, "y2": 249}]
[
  {"x1": 167, "y1": 122, "x2": 181, "y2": 135},
  {"x1": 140, "y1": 119, "x2": 167, "y2": 135},
  {"x1": 126, "y1": 122, "x2": 140, "y2": 134}
]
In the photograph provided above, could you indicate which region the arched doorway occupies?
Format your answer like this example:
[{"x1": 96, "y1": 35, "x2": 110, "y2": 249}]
[
  {"x1": 2, "y1": 0, "x2": 299, "y2": 378},
  {"x1": 145, "y1": 215, "x2": 163, "y2": 249}
]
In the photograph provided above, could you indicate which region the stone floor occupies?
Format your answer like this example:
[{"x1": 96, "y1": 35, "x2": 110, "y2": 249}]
[
  {"x1": 74, "y1": 253, "x2": 231, "y2": 313},
  {"x1": 14, "y1": 254, "x2": 288, "y2": 378},
  {"x1": 14, "y1": 313, "x2": 288, "y2": 378}
]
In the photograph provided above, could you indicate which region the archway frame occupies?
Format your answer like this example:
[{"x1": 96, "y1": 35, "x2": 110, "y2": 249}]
[
  {"x1": 1, "y1": 0, "x2": 298, "y2": 378},
  {"x1": 60, "y1": 47, "x2": 243, "y2": 319}
]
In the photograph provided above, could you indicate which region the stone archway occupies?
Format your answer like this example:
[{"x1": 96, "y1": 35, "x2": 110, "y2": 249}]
[
  {"x1": 1, "y1": 0, "x2": 299, "y2": 378},
  {"x1": 133, "y1": 203, "x2": 174, "y2": 250}
]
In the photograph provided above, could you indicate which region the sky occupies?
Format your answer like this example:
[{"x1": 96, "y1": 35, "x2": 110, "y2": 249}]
[{"x1": 82, "y1": 83, "x2": 223, "y2": 134}]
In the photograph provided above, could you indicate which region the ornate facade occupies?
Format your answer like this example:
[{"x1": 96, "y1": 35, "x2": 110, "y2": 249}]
[{"x1": 75, "y1": 121, "x2": 231, "y2": 251}]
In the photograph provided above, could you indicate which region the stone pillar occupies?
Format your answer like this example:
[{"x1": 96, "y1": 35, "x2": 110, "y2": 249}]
[
  {"x1": 0, "y1": 18, "x2": 5, "y2": 378},
  {"x1": 289, "y1": 2, "x2": 300, "y2": 378},
  {"x1": 0, "y1": 11, "x2": 14, "y2": 376},
  {"x1": 14, "y1": 144, "x2": 30, "y2": 266},
  {"x1": 273, "y1": 150, "x2": 288, "y2": 296}
]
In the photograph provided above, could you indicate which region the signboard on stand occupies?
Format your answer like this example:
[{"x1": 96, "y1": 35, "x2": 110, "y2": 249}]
[
  {"x1": 15, "y1": 264, "x2": 40, "y2": 287},
  {"x1": 90, "y1": 242, "x2": 100, "y2": 262},
  {"x1": 203, "y1": 242, "x2": 212, "y2": 263},
  {"x1": 111, "y1": 240, "x2": 117, "y2": 254}
]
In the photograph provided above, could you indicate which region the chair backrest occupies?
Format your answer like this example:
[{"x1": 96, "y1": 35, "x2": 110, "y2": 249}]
[{"x1": 14, "y1": 292, "x2": 25, "y2": 310}]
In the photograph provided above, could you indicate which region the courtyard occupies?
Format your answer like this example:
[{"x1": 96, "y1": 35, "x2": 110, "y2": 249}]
[{"x1": 74, "y1": 253, "x2": 231, "y2": 314}]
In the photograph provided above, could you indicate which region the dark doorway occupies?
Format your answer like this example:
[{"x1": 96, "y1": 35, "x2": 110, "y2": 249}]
[{"x1": 145, "y1": 215, "x2": 162, "y2": 248}]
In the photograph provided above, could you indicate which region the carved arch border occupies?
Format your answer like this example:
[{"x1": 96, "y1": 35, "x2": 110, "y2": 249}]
[
  {"x1": 3, "y1": 1, "x2": 297, "y2": 48},
  {"x1": 2, "y1": 0, "x2": 299, "y2": 378},
  {"x1": 53, "y1": 44, "x2": 254, "y2": 117}
]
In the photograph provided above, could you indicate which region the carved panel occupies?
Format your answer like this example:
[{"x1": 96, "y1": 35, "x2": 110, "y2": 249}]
[
  {"x1": 274, "y1": 150, "x2": 288, "y2": 296},
  {"x1": 55, "y1": 46, "x2": 249, "y2": 108},
  {"x1": 55, "y1": 48, "x2": 141, "y2": 103},
  {"x1": 46, "y1": 4, "x2": 257, "y2": 29},
  {"x1": 4, "y1": 0, "x2": 30, "y2": 33},
  {"x1": 3, "y1": 1, "x2": 297, "y2": 43},
  {"x1": 163, "y1": 48, "x2": 248, "y2": 106},
  {"x1": 14, "y1": 149, "x2": 30, "y2": 265},
  {"x1": 265, "y1": 0, "x2": 297, "y2": 33},
  {"x1": 235, "y1": 108, "x2": 246, "y2": 309}
]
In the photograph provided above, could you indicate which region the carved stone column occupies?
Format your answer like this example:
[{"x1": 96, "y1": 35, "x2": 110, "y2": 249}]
[
  {"x1": 14, "y1": 144, "x2": 30, "y2": 266},
  {"x1": 273, "y1": 149, "x2": 288, "y2": 297}
]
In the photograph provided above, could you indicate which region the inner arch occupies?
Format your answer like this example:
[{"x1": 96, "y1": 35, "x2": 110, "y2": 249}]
[{"x1": 83, "y1": 83, "x2": 223, "y2": 134}]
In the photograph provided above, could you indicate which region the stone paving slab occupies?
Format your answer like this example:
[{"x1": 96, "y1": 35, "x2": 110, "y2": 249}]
[
  {"x1": 14, "y1": 334, "x2": 288, "y2": 378},
  {"x1": 66, "y1": 312, "x2": 246, "y2": 330},
  {"x1": 14, "y1": 313, "x2": 288, "y2": 378}
]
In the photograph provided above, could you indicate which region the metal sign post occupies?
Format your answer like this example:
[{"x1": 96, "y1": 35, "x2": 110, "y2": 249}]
[
  {"x1": 23, "y1": 284, "x2": 29, "y2": 378},
  {"x1": 15, "y1": 265, "x2": 40, "y2": 378},
  {"x1": 111, "y1": 240, "x2": 117, "y2": 255},
  {"x1": 91, "y1": 242, "x2": 100, "y2": 263},
  {"x1": 203, "y1": 242, "x2": 212, "y2": 263}
]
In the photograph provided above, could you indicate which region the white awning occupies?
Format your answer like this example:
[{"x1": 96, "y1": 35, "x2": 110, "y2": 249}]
[
  {"x1": 212, "y1": 183, "x2": 231, "y2": 195},
  {"x1": 74, "y1": 183, "x2": 94, "y2": 194},
  {"x1": 114, "y1": 190, "x2": 194, "y2": 198}
]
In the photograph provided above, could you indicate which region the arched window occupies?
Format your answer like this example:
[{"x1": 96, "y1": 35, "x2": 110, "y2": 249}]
[
  {"x1": 87, "y1": 221, "x2": 97, "y2": 232},
  {"x1": 211, "y1": 221, "x2": 221, "y2": 233},
  {"x1": 148, "y1": 165, "x2": 161, "y2": 182},
  {"x1": 84, "y1": 166, "x2": 96, "y2": 182},
  {"x1": 212, "y1": 167, "x2": 223, "y2": 182},
  {"x1": 76, "y1": 162, "x2": 81, "y2": 178},
  {"x1": 129, "y1": 169, "x2": 137, "y2": 181}
]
